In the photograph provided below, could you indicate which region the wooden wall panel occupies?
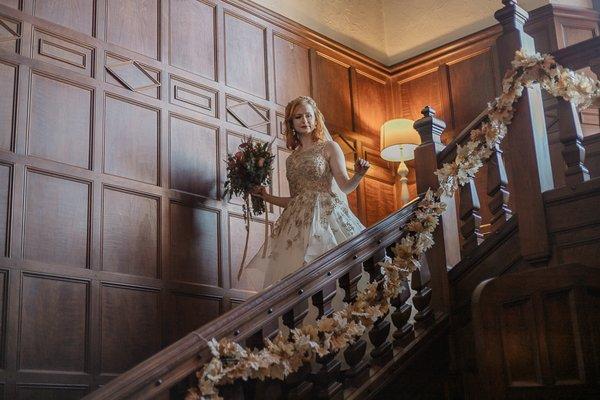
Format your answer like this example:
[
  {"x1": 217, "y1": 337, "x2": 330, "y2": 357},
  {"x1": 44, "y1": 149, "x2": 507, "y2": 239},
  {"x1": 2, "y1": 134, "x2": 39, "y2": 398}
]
[
  {"x1": 0, "y1": 164, "x2": 10, "y2": 257},
  {"x1": 0, "y1": 269, "x2": 6, "y2": 369},
  {"x1": 28, "y1": 72, "x2": 92, "y2": 169},
  {"x1": 314, "y1": 52, "x2": 353, "y2": 131},
  {"x1": 23, "y1": 170, "x2": 90, "y2": 268},
  {"x1": 273, "y1": 34, "x2": 310, "y2": 106},
  {"x1": 19, "y1": 274, "x2": 88, "y2": 372},
  {"x1": 33, "y1": 0, "x2": 96, "y2": 36},
  {"x1": 447, "y1": 50, "x2": 497, "y2": 134},
  {"x1": 16, "y1": 385, "x2": 88, "y2": 400},
  {"x1": 102, "y1": 188, "x2": 159, "y2": 278},
  {"x1": 224, "y1": 12, "x2": 267, "y2": 99},
  {"x1": 100, "y1": 284, "x2": 161, "y2": 374},
  {"x1": 169, "y1": 0, "x2": 216, "y2": 80},
  {"x1": 0, "y1": 60, "x2": 16, "y2": 151},
  {"x1": 169, "y1": 201, "x2": 220, "y2": 286},
  {"x1": 229, "y1": 215, "x2": 268, "y2": 290},
  {"x1": 354, "y1": 70, "x2": 388, "y2": 136},
  {"x1": 104, "y1": 95, "x2": 159, "y2": 185},
  {"x1": 169, "y1": 114, "x2": 218, "y2": 199},
  {"x1": 105, "y1": 0, "x2": 159, "y2": 59},
  {"x1": 364, "y1": 178, "x2": 396, "y2": 226},
  {"x1": 0, "y1": 0, "x2": 19, "y2": 9},
  {"x1": 397, "y1": 69, "x2": 443, "y2": 124},
  {"x1": 168, "y1": 292, "x2": 220, "y2": 343}
]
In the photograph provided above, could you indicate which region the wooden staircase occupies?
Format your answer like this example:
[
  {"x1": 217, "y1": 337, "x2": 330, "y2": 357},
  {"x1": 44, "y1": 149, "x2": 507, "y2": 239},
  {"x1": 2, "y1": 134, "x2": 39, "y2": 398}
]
[{"x1": 84, "y1": 2, "x2": 600, "y2": 399}]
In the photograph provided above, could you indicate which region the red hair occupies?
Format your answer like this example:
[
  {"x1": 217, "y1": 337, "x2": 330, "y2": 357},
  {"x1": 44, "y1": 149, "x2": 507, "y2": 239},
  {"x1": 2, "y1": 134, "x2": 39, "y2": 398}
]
[{"x1": 284, "y1": 96, "x2": 326, "y2": 150}]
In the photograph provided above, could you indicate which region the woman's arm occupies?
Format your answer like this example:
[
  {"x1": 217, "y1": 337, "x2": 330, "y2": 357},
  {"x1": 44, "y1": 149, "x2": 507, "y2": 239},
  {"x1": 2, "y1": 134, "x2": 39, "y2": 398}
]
[
  {"x1": 250, "y1": 187, "x2": 293, "y2": 208},
  {"x1": 326, "y1": 141, "x2": 370, "y2": 194}
]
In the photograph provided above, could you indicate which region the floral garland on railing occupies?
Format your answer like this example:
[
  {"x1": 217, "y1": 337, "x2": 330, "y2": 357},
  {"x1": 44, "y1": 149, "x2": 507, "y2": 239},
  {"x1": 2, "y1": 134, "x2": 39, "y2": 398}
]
[{"x1": 186, "y1": 50, "x2": 600, "y2": 400}]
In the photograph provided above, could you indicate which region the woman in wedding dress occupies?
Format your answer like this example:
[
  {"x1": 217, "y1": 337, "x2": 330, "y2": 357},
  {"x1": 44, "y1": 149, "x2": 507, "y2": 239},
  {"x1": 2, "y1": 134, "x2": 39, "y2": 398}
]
[{"x1": 237, "y1": 96, "x2": 370, "y2": 291}]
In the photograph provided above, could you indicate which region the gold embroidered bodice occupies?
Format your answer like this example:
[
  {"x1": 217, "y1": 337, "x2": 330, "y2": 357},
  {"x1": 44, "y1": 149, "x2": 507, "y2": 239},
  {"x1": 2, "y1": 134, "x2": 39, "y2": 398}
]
[{"x1": 286, "y1": 141, "x2": 332, "y2": 197}]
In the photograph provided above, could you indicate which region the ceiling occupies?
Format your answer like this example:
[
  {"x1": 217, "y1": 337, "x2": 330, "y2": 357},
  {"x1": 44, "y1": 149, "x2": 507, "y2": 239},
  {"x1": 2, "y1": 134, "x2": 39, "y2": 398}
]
[{"x1": 251, "y1": 0, "x2": 594, "y2": 65}]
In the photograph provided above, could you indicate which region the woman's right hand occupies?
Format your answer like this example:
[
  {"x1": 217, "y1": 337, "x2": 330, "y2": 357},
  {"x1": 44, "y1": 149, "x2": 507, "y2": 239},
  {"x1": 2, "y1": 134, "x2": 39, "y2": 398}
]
[{"x1": 250, "y1": 186, "x2": 267, "y2": 199}]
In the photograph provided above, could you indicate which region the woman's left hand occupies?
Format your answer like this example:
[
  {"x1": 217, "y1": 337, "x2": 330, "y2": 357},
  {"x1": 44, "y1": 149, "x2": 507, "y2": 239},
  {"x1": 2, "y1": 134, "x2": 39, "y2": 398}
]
[{"x1": 355, "y1": 158, "x2": 370, "y2": 176}]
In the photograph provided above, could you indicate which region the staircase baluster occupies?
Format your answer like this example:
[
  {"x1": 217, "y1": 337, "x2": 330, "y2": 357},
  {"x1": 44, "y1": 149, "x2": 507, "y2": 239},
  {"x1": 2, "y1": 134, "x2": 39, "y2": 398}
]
[
  {"x1": 557, "y1": 98, "x2": 590, "y2": 187},
  {"x1": 459, "y1": 179, "x2": 483, "y2": 255},
  {"x1": 282, "y1": 300, "x2": 313, "y2": 399},
  {"x1": 411, "y1": 256, "x2": 434, "y2": 331},
  {"x1": 245, "y1": 319, "x2": 282, "y2": 400},
  {"x1": 391, "y1": 278, "x2": 414, "y2": 346},
  {"x1": 311, "y1": 281, "x2": 343, "y2": 399},
  {"x1": 486, "y1": 143, "x2": 512, "y2": 233},
  {"x1": 363, "y1": 248, "x2": 393, "y2": 365},
  {"x1": 338, "y1": 263, "x2": 369, "y2": 387}
]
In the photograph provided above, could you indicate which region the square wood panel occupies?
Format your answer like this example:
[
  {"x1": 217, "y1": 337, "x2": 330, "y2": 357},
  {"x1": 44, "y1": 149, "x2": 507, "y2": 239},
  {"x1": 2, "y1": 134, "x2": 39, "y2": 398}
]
[
  {"x1": 169, "y1": 75, "x2": 218, "y2": 117},
  {"x1": 273, "y1": 34, "x2": 310, "y2": 106},
  {"x1": 228, "y1": 214, "x2": 269, "y2": 290},
  {"x1": 28, "y1": 72, "x2": 92, "y2": 169},
  {"x1": 224, "y1": 12, "x2": 267, "y2": 99},
  {"x1": 23, "y1": 170, "x2": 90, "y2": 268},
  {"x1": 105, "y1": 0, "x2": 159, "y2": 60},
  {"x1": 32, "y1": 29, "x2": 94, "y2": 77},
  {"x1": 102, "y1": 187, "x2": 159, "y2": 278},
  {"x1": 0, "y1": 60, "x2": 16, "y2": 151},
  {"x1": 169, "y1": 114, "x2": 218, "y2": 199},
  {"x1": 100, "y1": 284, "x2": 160, "y2": 374},
  {"x1": 314, "y1": 53, "x2": 352, "y2": 131},
  {"x1": 104, "y1": 94, "x2": 159, "y2": 185},
  {"x1": 169, "y1": 202, "x2": 220, "y2": 286},
  {"x1": 16, "y1": 384, "x2": 88, "y2": 400},
  {"x1": 19, "y1": 274, "x2": 89, "y2": 372},
  {"x1": 168, "y1": 292, "x2": 220, "y2": 343},
  {"x1": 0, "y1": 270, "x2": 6, "y2": 369},
  {"x1": 33, "y1": 0, "x2": 96, "y2": 36},
  {"x1": 169, "y1": 0, "x2": 216, "y2": 80}
]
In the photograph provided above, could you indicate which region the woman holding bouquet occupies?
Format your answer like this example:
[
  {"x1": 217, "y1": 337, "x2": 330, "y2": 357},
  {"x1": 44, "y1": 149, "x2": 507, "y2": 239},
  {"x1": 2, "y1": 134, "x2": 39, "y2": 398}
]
[{"x1": 238, "y1": 96, "x2": 370, "y2": 291}]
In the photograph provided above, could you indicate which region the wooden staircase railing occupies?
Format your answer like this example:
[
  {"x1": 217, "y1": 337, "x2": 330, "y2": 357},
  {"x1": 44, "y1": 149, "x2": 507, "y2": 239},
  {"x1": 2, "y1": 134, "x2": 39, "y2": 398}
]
[{"x1": 84, "y1": 2, "x2": 600, "y2": 399}]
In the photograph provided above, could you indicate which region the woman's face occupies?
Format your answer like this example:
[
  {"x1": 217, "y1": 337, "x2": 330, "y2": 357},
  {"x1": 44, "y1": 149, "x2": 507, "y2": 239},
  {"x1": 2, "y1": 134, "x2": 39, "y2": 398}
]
[{"x1": 291, "y1": 102, "x2": 316, "y2": 136}]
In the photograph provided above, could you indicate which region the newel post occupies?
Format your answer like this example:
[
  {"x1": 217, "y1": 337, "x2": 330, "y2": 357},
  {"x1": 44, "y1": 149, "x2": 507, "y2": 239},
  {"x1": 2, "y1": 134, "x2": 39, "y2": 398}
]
[
  {"x1": 413, "y1": 106, "x2": 457, "y2": 314},
  {"x1": 494, "y1": 0, "x2": 553, "y2": 265}
]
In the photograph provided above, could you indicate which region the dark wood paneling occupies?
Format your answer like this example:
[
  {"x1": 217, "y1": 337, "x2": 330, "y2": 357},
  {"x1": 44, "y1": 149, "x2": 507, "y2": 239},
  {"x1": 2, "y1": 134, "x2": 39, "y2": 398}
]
[
  {"x1": 447, "y1": 50, "x2": 497, "y2": 134},
  {"x1": 16, "y1": 384, "x2": 88, "y2": 400},
  {"x1": 100, "y1": 284, "x2": 160, "y2": 374},
  {"x1": 229, "y1": 214, "x2": 267, "y2": 289},
  {"x1": 0, "y1": 0, "x2": 20, "y2": 9},
  {"x1": 397, "y1": 69, "x2": 442, "y2": 123},
  {"x1": 314, "y1": 52, "x2": 353, "y2": 131},
  {"x1": 0, "y1": 16, "x2": 20, "y2": 54},
  {"x1": 0, "y1": 60, "x2": 16, "y2": 151},
  {"x1": 354, "y1": 70, "x2": 388, "y2": 136},
  {"x1": 364, "y1": 178, "x2": 396, "y2": 226},
  {"x1": 0, "y1": 269, "x2": 6, "y2": 369},
  {"x1": 33, "y1": 29, "x2": 94, "y2": 77},
  {"x1": 19, "y1": 274, "x2": 88, "y2": 372},
  {"x1": 169, "y1": 0, "x2": 216, "y2": 80},
  {"x1": 168, "y1": 292, "x2": 220, "y2": 343},
  {"x1": 169, "y1": 201, "x2": 219, "y2": 286},
  {"x1": 33, "y1": 0, "x2": 96, "y2": 36},
  {"x1": 102, "y1": 187, "x2": 159, "y2": 278},
  {"x1": 169, "y1": 114, "x2": 218, "y2": 199},
  {"x1": 105, "y1": 0, "x2": 159, "y2": 59},
  {"x1": 104, "y1": 94, "x2": 159, "y2": 185},
  {"x1": 169, "y1": 75, "x2": 218, "y2": 117},
  {"x1": 23, "y1": 170, "x2": 90, "y2": 268},
  {"x1": 28, "y1": 72, "x2": 92, "y2": 169},
  {"x1": 273, "y1": 34, "x2": 310, "y2": 106},
  {"x1": 224, "y1": 12, "x2": 267, "y2": 99},
  {"x1": 104, "y1": 53, "x2": 160, "y2": 99}
]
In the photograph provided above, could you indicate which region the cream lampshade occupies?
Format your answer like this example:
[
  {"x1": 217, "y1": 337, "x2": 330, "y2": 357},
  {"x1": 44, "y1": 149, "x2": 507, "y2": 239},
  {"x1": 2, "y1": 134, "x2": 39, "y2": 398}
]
[{"x1": 380, "y1": 119, "x2": 421, "y2": 205}]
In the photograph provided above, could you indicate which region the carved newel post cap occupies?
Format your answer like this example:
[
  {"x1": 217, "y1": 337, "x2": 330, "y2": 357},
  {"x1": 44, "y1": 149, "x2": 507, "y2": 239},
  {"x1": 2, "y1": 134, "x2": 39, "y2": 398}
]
[
  {"x1": 421, "y1": 106, "x2": 436, "y2": 118},
  {"x1": 502, "y1": 0, "x2": 517, "y2": 6}
]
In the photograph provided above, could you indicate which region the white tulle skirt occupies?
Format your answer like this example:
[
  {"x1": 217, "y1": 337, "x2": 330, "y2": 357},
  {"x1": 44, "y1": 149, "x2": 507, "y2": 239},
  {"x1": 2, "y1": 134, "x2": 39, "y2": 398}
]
[{"x1": 238, "y1": 190, "x2": 365, "y2": 291}]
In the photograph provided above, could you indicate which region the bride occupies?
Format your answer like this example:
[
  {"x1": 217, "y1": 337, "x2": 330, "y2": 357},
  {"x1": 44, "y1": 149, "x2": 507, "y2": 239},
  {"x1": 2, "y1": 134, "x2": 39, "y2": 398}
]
[{"x1": 237, "y1": 96, "x2": 370, "y2": 291}]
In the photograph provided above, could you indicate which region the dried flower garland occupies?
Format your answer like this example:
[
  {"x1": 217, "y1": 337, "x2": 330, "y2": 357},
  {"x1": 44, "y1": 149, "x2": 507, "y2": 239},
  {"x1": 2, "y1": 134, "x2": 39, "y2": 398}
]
[{"x1": 187, "y1": 50, "x2": 600, "y2": 400}]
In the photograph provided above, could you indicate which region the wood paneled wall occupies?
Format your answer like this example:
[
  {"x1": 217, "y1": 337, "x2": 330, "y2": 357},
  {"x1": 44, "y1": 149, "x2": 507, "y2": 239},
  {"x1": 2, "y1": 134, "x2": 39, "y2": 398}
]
[
  {"x1": 0, "y1": 0, "x2": 597, "y2": 397},
  {"x1": 0, "y1": 0, "x2": 396, "y2": 397}
]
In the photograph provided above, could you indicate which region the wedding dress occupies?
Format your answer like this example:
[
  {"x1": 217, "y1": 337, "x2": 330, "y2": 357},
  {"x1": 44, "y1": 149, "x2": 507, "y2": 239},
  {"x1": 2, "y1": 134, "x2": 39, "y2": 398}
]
[{"x1": 238, "y1": 140, "x2": 365, "y2": 291}]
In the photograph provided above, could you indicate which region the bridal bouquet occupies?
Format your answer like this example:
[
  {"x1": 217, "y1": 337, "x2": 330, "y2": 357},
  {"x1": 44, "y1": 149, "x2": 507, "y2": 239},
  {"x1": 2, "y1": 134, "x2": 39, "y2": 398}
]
[{"x1": 223, "y1": 136, "x2": 275, "y2": 276}]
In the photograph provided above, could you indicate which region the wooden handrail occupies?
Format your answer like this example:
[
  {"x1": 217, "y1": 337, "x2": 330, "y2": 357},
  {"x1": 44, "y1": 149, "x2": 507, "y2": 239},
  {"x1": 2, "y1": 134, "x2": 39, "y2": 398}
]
[
  {"x1": 551, "y1": 35, "x2": 600, "y2": 71},
  {"x1": 437, "y1": 108, "x2": 489, "y2": 166},
  {"x1": 84, "y1": 197, "x2": 421, "y2": 400}
]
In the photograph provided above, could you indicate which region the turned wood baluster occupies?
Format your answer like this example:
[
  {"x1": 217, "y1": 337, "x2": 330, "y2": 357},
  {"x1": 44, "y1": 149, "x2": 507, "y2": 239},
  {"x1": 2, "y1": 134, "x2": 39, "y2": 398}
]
[
  {"x1": 363, "y1": 248, "x2": 393, "y2": 365},
  {"x1": 411, "y1": 256, "x2": 434, "y2": 331},
  {"x1": 245, "y1": 319, "x2": 282, "y2": 400},
  {"x1": 311, "y1": 281, "x2": 343, "y2": 400},
  {"x1": 487, "y1": 143, "x2": 512, "y2": 233},
  {"x1": 338, "y1": 263, "x2": 369, "y2": 387},
  {"x1": 282, "y1": 299, "x2": 313, "y2": 399},
  {"x1": 459, "y1": 179, "x2": 483, "y2": 255},
  {"x1": 557, "y1": 98, "x2": 590, "y2": 187},
  {"x1": 391, "y1": 277, "x2": 414, "y2": 347}
]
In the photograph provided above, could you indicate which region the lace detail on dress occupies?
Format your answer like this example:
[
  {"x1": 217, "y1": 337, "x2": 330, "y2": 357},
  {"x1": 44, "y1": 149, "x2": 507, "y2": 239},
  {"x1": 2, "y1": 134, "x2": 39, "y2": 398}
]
[{"x1": 286, "y1": 141, "x2": 331, "y2": 197}]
